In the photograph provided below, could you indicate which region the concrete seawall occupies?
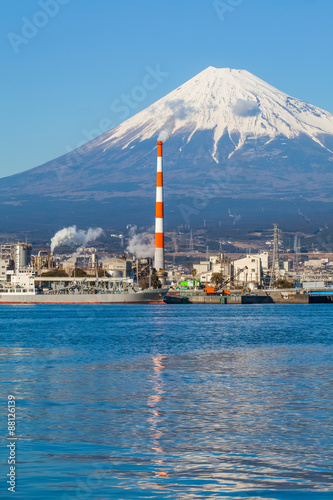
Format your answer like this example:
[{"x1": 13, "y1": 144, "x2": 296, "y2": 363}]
[{"x1": 165, "y1": 292, "x2": 310, "y2": 304}]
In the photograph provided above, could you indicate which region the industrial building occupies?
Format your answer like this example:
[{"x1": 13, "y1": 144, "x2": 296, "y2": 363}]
[
  {"x1": 0, "y1": 243, "x2": 33, "y2": 283},
  {"x1": 193, "y1": 252, "x2": 269, "y2": 287},
  {"x1": 102, "y1": 257, "x2": 132, "y2": 277},
  {"x1": 194, "y1": 255, "x2": 233, "y2": 283},
  {"x1": 233, "y1": 254, "x2": 262, "y2": 285}
]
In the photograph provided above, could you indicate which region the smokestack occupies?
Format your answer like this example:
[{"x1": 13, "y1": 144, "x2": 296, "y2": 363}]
[{"x1": 154, "y1": 141, "x2": 164, "y2": 271}]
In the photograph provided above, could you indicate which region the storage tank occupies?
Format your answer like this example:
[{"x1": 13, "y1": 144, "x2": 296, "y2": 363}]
[
  {"x1": 108, "y1": 270, "x2": 123, "y2": 278},
  {"x1": 14, "y1": 244, "x2": 32, "y2": 271}
]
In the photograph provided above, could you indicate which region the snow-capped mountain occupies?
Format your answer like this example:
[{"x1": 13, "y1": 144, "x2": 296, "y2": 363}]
[
  {"x1": 1, "y1": 67, "x2": 333, "y2": 231},
  {"x1": 99, "y1": 66, "x2": 333, "y2": 161}
]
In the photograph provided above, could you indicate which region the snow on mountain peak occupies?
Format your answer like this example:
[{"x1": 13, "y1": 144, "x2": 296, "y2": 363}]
[{"x1": 99, "y1": 67, "x2": 333, "y2": 161}]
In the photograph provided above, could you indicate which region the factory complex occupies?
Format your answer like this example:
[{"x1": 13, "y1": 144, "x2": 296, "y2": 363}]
[{"x1": 1, "y1": 139, "x2": 333, "y2": 304}]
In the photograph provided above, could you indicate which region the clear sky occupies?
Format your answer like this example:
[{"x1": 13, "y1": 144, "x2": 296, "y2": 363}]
[{"x1": 1, "y1": 0, "x2": 333, "y2": 178}]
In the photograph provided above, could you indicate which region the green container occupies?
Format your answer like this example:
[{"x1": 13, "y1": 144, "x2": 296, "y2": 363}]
[
  {"x1": 180, "y1": 280, "x2": 201, "y2": 288},
  {"x1": 220, "y1": 296, "x2": 226, "y2": 304}
]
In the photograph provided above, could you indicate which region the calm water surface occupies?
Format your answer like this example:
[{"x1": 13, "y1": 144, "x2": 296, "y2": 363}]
[{"x1": 0, "y1": 304, "x2": 332, "y2": 499}]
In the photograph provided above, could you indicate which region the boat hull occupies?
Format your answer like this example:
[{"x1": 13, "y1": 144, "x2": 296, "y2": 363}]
[{"x1": 0, "y1": 289, "x2": 168, "y2": 304}]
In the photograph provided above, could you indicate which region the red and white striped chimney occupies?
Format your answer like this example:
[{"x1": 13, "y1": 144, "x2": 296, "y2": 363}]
[{"x1": 154, "y1": 141, "x2": 164, "y2": 271}]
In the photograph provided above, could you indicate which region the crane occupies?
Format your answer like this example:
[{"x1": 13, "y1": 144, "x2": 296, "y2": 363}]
[{"x1": 205, "y1": 266, "x2": 248, "y2": 295}]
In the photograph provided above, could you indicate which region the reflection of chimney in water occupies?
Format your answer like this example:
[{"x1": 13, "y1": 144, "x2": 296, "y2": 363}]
[{"x1": 154, "y1": 141, "x2": 164, "y2": 271}]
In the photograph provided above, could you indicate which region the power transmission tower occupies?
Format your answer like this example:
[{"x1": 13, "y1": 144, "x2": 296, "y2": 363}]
[
  {"x1": 172, "y1": 236, "x2": 178, "y2": 265},
  {"x1": 294, "y1": 233, "x2": 300, "y2": 267},
  {"x1": 270, "y1": 224, "x2": 281, "y2": 286},
  {"x1": 188, "y1": 230, "x2": 194, "y2": 253}
]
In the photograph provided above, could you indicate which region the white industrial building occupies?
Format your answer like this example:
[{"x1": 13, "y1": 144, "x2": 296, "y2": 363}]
[
  {"x1": 192, "y1": 252, "x2": 270, "y2": 287},
  {"x1": 102, "y1": 257, "x2": 132, "y2": 277},
  {"x1": 258, "y1": 252, "x2": 269, "y2": 271},
  {"x1": 194, "y1": 261, "x2": 211, "y2": 275},
  {"x1": 0, "y1": 259, "x2": 12, "y2": 282},
  {"x1": 193, "y1": 255, "x2": 233, "y2": 284},
  {"x1": 303, "y1": 258, "x2": 329, "y2": 268},
  {"x1": 233, "y1": 254, "x2": 262, "y2": 285},
  {"x1": 232, "y1": 252, "x2": 270, "y2": 286}
]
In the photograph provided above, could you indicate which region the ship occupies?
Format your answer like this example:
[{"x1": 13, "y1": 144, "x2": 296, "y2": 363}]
[
  {"x1": 0, "y1": 243, "x2": 168, "y2": 304},
  {"x1": 0, "y1": 271, "x2": 168, "y2": 304}
]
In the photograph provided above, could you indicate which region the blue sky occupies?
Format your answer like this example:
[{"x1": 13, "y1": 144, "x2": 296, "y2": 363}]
[{"x1": 1, "y1": 0, "x2": 333, "y2": 178}]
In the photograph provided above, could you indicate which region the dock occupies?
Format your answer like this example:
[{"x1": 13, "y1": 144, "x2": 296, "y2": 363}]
[{"x1": 165, "y1": 289, "x2": 333, "y2": 304}]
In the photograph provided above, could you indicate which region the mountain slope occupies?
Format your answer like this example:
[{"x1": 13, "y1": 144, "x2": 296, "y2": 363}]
[
  {"x1": 102, "y1": 66, "x2": 333, "y2": 160},
  {"x1": 1, "y1": 67, "x2": 333, "y2": 232}
]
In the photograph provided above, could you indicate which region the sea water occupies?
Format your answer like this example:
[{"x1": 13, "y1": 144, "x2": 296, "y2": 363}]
[{"x1": 0, "y1": 304, "x2": 332, "y2": 499}]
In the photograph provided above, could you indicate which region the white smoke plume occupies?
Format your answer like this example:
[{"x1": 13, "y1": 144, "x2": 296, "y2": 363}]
[
  {"x1": 158, "y1": 118, "x2": 175, "y2": 142},
  {"x1": 126, "y1": 226, "x2": 154, "y2": 259},
  {"x1": 50, "y1": 225, "x2": 103, "y2": 253},
  {"x1": 71, "y1": 246, "x2": 85, "y2": 258},
  {"x1": 158, "y1": 99, "x2": 195, "y2": 142},
  {"x1": 63, "y1": 246, "x2": 85, "y2": 263}
]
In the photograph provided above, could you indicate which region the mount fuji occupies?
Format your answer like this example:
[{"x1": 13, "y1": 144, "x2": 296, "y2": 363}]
[{"x1": 1, "y1": 67, "x2": 333, "y2": 233}]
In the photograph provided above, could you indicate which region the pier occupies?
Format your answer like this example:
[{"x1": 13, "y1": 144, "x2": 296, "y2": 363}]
[{"x1": 165, "y1": 289, "x2": 333, "y2": 304}]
